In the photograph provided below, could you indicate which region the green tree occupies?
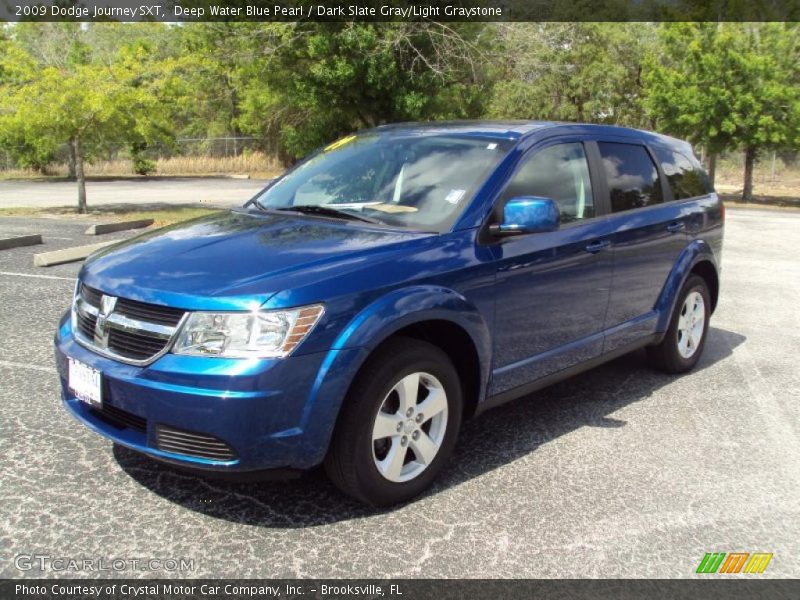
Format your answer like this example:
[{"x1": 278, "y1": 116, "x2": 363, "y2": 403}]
[
  {"x1": 236, "y1": 22, "x2": 491, "y2": 161},
  {"x1": 0, "y1": 24, "x2": 178, "y2": 212},
  {"x1": 487, "y1": 23, "x2": 656, "y2": 128},
  {"x1": 644, "y1": 23, "x2": 800, "y2": 199},
  {"x1": 171, "y1": 23, "x2": 255, "y2": 145}
]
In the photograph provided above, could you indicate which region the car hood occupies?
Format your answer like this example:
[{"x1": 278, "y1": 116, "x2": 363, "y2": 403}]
[{"x1": 79, "y1": 210, "x2": 432, "y2": 310}]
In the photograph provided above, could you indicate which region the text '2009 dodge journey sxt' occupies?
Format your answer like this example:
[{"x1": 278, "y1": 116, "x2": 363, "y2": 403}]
[{"x1": 56, "y1": 121, "x2": 723, "y2": 506}]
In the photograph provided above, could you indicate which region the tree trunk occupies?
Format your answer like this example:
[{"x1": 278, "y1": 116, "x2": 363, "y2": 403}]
[
  {"x1": 72, "y1": 136, "x2": 87, "y2": 214},
  {"x1": 67, "y1": 142, "x2": 77, "y2": 181},
  {"x1": 707, "y1": 153, "x2": 717, "y2": 188},
  {"x1": 742, "y1": 147, "x2": 756, "y2": 202}
]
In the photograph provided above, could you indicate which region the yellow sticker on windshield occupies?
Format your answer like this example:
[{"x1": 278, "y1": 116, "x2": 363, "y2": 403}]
[{"x1": 324, "y1": 135, "x2": 357, "y2": 152}]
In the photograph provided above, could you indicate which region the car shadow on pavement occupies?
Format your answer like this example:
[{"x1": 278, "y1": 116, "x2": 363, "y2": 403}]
[{"x1": 114, "y1": 326, "x2": 746, "y2": 527}]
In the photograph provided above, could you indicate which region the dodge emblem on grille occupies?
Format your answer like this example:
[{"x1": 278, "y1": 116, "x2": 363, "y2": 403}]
[{"x1": 94, "y1": 294, "x2": 118, "y2": 347}]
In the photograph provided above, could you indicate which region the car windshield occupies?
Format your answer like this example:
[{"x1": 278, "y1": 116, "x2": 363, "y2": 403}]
[{"x1": 254, "y1": 133, "x2": 512, "y2": 232}]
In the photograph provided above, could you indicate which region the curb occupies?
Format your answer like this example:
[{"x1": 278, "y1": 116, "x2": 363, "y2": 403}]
[
  {"x1": 85, "y1": 219, "x2": 154, "y2": 235},
  {"x1": 0, "y1": 234, "x2": 43, "y2": 251},
  {"x1": 34, "y1": 241, "x2": 117, "y2": 267}
]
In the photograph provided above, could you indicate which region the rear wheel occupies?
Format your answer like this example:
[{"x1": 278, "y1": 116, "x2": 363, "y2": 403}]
[
  {"x1": 324, "y1": 337, "x2": 462, "y2": 506},
  {"x1": 648, "y1": 274, "x2": 711, "y2": 373}
]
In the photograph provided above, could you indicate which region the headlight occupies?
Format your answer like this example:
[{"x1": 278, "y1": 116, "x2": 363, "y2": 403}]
[{"x1": 172, "y1": 305, "x2": 324, "y2": 358}]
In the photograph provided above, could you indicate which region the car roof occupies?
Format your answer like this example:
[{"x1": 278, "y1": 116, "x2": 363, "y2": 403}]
[
  {"x1": 369, "y1": 120, "x2": 692, "y2": 153},
  {"x1": 372, "y1": 120, "x2": 556, "y2": 139}
]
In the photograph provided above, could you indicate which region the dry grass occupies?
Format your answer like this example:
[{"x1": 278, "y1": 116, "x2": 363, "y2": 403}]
[
  {"x1": 0, "y1": 152, "x2": 283, "y2": 179},
  {"x1": 0, "y1": 205, "x2": 221, "y2": 227},
  {"x1": 715, "y1": 157, "x2": 800, "y2": 206}
]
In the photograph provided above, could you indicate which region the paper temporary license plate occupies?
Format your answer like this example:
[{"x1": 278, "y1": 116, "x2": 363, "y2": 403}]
[{"x1": 68, "y1": 358, "x2": 102, "y2": 406}]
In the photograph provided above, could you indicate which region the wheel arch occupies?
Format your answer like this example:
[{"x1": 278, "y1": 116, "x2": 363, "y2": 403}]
[
  {"x1": 365, "y1": 319, "x2": 483, "y2": 420},
  {"x1": 689, "y1": 260, "x2": 719, "y2": 314},
  {"x1": 299, "y1": 286, "x2": 492, "y2": 467},
  {"x1": 332, "y1": 285, "x2": 492, "y2": 419},
  {"x1": 655, "y1": 240, "x2": 720, "y2": 332}
]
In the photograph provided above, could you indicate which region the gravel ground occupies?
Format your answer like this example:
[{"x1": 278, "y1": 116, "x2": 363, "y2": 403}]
[{"x1": 0, "y1": 208, "x2": 798, "y2": 579}]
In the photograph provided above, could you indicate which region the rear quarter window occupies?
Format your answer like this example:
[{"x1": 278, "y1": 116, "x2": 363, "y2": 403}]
[
  {"x1": 652, "y1": 146, "x2": 712, "y2": 200},
  {"x1": 597, "y1": 142, "x2": 663, "y2": 213}
]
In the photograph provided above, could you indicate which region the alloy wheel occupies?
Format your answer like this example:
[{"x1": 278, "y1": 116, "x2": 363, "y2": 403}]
[
  {"x1": 371, "y1": 372, "x2": 448, "y2": 483},
  {"x1": 677, "y1": 291, "x2": 706, "y2": 359}
]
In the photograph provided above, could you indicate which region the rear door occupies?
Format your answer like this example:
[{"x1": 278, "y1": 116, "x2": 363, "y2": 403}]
[{"x1": 595, "y1": 141, "x2": 689, "y2": 352}]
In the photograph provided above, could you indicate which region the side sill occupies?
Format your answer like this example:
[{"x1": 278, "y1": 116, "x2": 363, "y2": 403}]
[{"x1": 476, "y1": 334, "x2": 659, "y2": 415}]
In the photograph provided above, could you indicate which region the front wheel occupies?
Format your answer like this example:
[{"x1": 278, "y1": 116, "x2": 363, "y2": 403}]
[
  {"x1": 648, "y1": 274, "x2": 711, "y2": 373},
  {"x1": 324, "y1": 338, "x2": 462, "y2": 506}
]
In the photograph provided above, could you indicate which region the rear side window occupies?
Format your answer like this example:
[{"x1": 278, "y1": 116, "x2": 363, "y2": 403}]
[
  {"x1": 502, "y1": 143, "x2": 595, "y2": 223},
  {"x1": 652, "y1": 146, "x2": 711, "y2": 199},
  {"x1": 598, "y1": 142, "x2": 663, "y2": 212}
]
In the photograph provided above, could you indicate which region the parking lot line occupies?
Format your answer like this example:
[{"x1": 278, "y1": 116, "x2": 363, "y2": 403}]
[
  {"x1": 0, "y1": 271, "x2": 75, "y2": 281},
  {"x1": 0, "y1": 359, "x2": 55, "y2": 373}
]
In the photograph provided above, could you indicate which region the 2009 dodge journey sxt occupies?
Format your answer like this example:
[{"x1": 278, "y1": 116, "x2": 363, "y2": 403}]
[{"x1": 55, "y1": 121, "x2": 723, "y2": 506}]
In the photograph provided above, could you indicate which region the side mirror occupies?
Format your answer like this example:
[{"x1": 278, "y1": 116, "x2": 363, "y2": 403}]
[{"x1": 489, "y1": 196, "x2": 560, "y2": 236}]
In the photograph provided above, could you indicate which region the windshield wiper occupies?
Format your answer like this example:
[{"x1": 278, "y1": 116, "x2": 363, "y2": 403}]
[{"x1": 276, "y1": 205, "x2": 383, "y2": 224}]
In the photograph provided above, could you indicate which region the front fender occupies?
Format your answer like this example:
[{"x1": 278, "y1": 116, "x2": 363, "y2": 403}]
[
  {"x1": 296, "y1": 286, "x2": 492, "y2": 467},
  {"x1": 334, "y1": 285, "x2": 490, "y2": 355},
  {"x1": 655, "y1": 240, "x2": 720, "y2": 332}
]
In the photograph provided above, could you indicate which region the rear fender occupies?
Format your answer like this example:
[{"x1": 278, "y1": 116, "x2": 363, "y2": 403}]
[{"x1": 655, "y1": 240, "x2": 720, "y2": 333}]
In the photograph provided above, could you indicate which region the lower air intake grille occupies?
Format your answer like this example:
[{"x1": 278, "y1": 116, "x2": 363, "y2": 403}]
[
  {"x1": 91, "y1": 404, "x2": 146, "y2": 433},
  {"x1": 155, "y1": 425, "x2": 237, "y2": 461}
]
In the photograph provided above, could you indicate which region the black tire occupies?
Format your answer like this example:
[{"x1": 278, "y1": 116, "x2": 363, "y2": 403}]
[
  {"x1": 324, "y1": 337, "x2": 463, "y2": 506},
  {"x1": 648, "y1": 274, "x2": 711, "y2": 374}
]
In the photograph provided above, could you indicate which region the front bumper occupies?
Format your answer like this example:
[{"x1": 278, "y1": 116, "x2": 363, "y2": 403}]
[{"x1": 54, "y1": 313, "x2": 365, "y2": 472}]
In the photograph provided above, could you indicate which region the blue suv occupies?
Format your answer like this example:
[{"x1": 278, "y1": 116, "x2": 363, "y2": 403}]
[{"x1": 55, "y1": 121, "x2": 723, "y2": 505}]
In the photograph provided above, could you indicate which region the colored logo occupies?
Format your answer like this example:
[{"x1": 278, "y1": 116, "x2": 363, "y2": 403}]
[{"x1": 696, "y1": 552, "x2": 773, "y2": 574}]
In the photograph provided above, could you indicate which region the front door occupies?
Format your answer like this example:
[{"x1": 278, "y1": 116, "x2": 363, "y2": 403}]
[{"x1": 489, "y1": 141, "x2": 614, "y2": 396}]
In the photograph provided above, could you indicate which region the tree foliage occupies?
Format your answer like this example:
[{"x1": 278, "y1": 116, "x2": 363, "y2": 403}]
[
  {"x1": 0, "y1": 24, "x2": 180, "y2": 211},
  {"x1": 1, "y1": 21, "x2": 799, "y2": 208},
  {"x1": 234, "y1": 22, "x2": 491, "y2": 160},
  {"x1": 487, "y1": 23, "x2": 656, "y2": 128},
  {"x1": 644, "y1": 23, "x2": 800, "y2": 199}
]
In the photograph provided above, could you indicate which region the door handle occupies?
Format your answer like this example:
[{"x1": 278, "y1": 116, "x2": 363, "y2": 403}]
[
  {"x1": 584, "y1": 239, "x2": 610, "y2": 254},
  {"x1": 667, "y1": 221, "x2": 685, "y2": 233}
]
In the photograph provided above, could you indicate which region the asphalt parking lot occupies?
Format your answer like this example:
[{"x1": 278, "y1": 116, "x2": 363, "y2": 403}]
[{"x1": 1, "y1": 208, "x2": 798, "y2": 579}]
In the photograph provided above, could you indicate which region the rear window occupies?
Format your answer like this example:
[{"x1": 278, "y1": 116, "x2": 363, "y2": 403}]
[
  {"x1": 652, "y1": 147, "x2": 712, "y2": 200},
  {"x1": 598, "y1": 142, "x2": 663, "y2": 213}
]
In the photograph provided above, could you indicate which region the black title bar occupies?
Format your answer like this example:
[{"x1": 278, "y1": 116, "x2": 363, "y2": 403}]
[{"x1": 2, "y1": 0, "x2": 799, "y2": 22}]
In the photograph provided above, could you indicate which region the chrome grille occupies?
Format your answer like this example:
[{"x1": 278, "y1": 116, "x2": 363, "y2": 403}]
[
  {"x1": 81, "y1": 285, "x2": 103, "y2": 307},
  {"x1": 76, "y1": 311, "x2": 97, "y2": 340},
  {"x1": 108, "y1": 329, "x2": 168, "y2": 360},
  {"x1": 115, "y1": 297, "x2": 184, "y2": 326},
  {"x1": 73, "y1": 284, "x2": 186, "y2": 365},
  {"x1": 155, "y1": 425, "x2": 237, "y2": 461}
]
